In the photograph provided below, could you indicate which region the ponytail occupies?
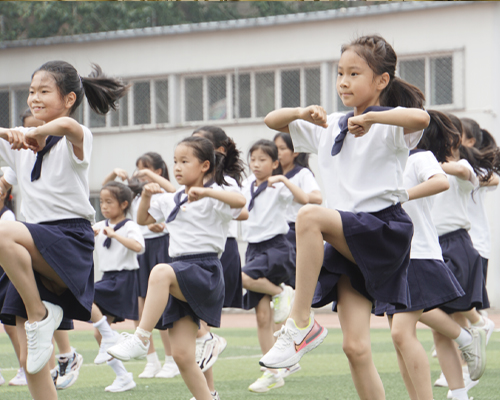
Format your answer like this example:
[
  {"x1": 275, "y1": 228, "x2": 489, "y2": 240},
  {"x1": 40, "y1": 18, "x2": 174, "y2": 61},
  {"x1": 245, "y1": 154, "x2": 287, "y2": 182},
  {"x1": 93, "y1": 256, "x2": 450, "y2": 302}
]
[
  {"x1": 417, "y1": 110, "x2": 458, "y2": 163},
  {"x1": 380, "y1": 77, "x2": 425, "y2": 109},
  {"x1": 479, "y1": 129, "x2": 498, "y2": 152},
  {"x1": 34, "y1": 61, "x2": 129, "y2": 116}
]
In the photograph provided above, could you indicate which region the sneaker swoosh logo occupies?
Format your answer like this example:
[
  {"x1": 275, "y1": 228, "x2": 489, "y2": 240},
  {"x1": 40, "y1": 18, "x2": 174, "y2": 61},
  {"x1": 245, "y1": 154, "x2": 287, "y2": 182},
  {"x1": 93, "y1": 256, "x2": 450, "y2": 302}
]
[{"x1": 294, "y1": 323, "x2": 323, "y2": 352}]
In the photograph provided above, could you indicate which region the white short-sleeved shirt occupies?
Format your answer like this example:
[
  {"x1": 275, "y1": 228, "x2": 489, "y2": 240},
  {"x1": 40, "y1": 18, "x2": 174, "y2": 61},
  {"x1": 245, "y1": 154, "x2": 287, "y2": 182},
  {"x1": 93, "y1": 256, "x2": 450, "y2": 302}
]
[
  {"x1": 0, "y1": 208, "x2": 15, "y2": 221},
  {"x1": 149, "y1": 185, "x2": 234, "y2": 258},
  {"x1": 131, "y1": 195, "x2": 168, "y2": 240},
  {"x1": 93, "y1": 219, "x2": 145, "y2": 272},
  {"x1": 1, "y1": 167, "x2": 17, "y2": 186},
  {"x1": 285, "y1": 167, "x2": 321, "y2": 223},
  {"x1": 289, "y1": 109, "x2": 422, "y2": 213},
  {"x1": 431, "y1": 159, "x2": 479, "y2": 237},
  {"x1": 0, "y1": 125, "x2": 95, "y2": 224},
  {"x1": 402, "y1": 151, "x2": 446, "y2": 260},
  {"x1": 219, "y1": 176, "x2": 244, "y2": 238},
  {"x1": 467, "y1": 184, "x2": 496, "y2": 259},
  {"x1": 241, "y1": 180, "x2": 293, "y2": 243}
]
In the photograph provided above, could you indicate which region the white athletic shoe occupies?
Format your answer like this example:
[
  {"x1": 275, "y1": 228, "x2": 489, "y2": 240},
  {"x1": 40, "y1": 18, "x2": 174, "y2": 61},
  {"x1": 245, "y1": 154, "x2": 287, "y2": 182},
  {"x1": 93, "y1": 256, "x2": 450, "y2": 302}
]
[
  {"x1": 248, "y1": 370, "x2": 285, "y2": 393},
  {"x1": 0, "y1": 371, "x2": 5, "y2": 386},
  {"x1": 213, "y1": 333, "x2": 227, "y2": 355},
  {"x1": 446, "y1": 371, "x2": 480, "y2": 398},
  {"x1": 196, "y1": 333, "x2": 220, "y2": 372},
  {"x1": 107, "y1": 333, "x2": 149, "y2": 361},
  {"x1": 25, "y1": 301, "x2": 63, "y2": 374},
  {"x1": 104, "y1": 372, "x2": 136, "y2": 393},
  {"x1": 56, "y1": 350, "x2": 83, "y2": 390},
  {"x1": 434, "y1": 371, "x2": 448, "y2": 387},
  {"x1": 478, "y1": 316, "x2": 495, "y2": 344},
  {"x1": 94, "y1": 331, "x2": 122, "y2": 365},
  {"x1": 155, "y1": 359, "x2": 180, "y2": 378},
  {"x1": 259, "y1": 312, "x2": 328, "y2": 369},
  {"x1": 138, "y1": 361, "x2": 162, "y2": 378},
  {"x1": 190, "y1": 390, "x2": 221, "y2": 400},
  {"x1": 459, "y1": 328, "x2": 486, "y2": 381},
  {"x1": 9, "y1": 368, "x2": 27, "y2": 386},
  {"x1": 271, "y1": 284, "x2": 294, "y2": 324},
  {"x1": 280, "y1": 363, "x2": 301, "y2": 378}
]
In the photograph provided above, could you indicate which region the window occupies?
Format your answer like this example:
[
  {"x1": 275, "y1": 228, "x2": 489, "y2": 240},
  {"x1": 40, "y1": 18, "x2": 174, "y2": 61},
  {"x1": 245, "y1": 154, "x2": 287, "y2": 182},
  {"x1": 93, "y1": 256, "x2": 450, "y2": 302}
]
[
  {"x1": 255, "y1": 72, "x2": 275, "y2": 118},
  {"x1": 208, "y1": 75, "x2": 226, "y2": 120},
  {"x1": 133, "y1": 82, "x2": 151, "y2": 125},
  {"x1": 155, "y1": 80, "x2": 169, "y2": 124},
  {"x1": 281, "y1": 69, "x2": 301, "y2": 108},
  {"x1": 110, "y1": 94, "x2": 129, "y2": 127},
  {"x1": 430, "y1": 57, "x2": 453, "y2": 106},
  {"x1": 232, "y1": 73, "x2": 251, "y2": 119},
  {"x1": 89, "y1": 195, "x2": 104, "y2": 222},
  {"x1": 0, "y1": 92, "x2": 9, "y2": 128},
  {"x1": 305, "y1": 68, "x2": 321, "y2": 107},
  {"x1": 14, "y1": 89, "x2": 29, "y2": 127},
  {"x1": 185, "y1": 77, "x2": 203, "y2": 122},
  {"x1": 89, "y1": 108, "x2": 106, "y2": 128}
]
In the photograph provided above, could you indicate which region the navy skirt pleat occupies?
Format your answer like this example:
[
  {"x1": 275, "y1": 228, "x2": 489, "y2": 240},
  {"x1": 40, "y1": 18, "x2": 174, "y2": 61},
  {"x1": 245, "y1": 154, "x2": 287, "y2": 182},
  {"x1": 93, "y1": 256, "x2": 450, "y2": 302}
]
[
  {"x1": 94, "y1": 270, "x2": 139, "y2": 322},
  {"x1": 242, "y1": 234, "x2": 295, "y2": 310},
  {"x1": 284, "y1": 222, "x2": 297, "y2": 288},
  {"x1": 137, "y1": 234, "x2": 171, "y2": 298},
  {"x1": 312, "y1": 204, "x2": 412, "y2": 311},
  {"x1": 438, "y1": 229, "x2": 487, "y2": 313},
  {"x1": 0, "y1": 219, "x2": 94, "y2": 322},
  {"x1": 220, "y1": 238, "x2": 243, "y2": 308},
  {"x1": 374, "y1": 259, "x2": 465, "y2": 315},
  {"x1": 161, "y1": 253, "x2": 224, "y2": 329}
]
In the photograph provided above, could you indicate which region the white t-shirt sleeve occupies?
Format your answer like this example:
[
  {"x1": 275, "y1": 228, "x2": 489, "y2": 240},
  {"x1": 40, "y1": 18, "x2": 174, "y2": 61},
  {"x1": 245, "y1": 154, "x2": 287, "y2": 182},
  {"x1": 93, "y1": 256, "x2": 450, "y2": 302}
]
[
  {"x1": 278, "y1": 183, "x2": 294, "y2": 205},
  {"x1": 65, "y1": 125, "x2": 92, "y2": 168},
  {"x1": 457, "y1": 159, "x2": 479, "y2": 192},
  {"x1": 1, "y1": 167, "x2": 17, "y2": 186},
  {"x1": 0, "y1": 209, "x2": 15, "y2": 221},
  {"x1": 391, "y1": 108, "x2": 426, "y2": 150},
  {"x1": 299, "y1": 169, "x2": 321, "y2": 194},
  {"x1": 0, "y1": 131, "x2": 21, "y2": 169},
  {"x1": 289, "y1": 114, "x2": 340, "y2": 154},
  {"x1": 417, "y1": 152, "x2": 446, "y2": 183},
  {"x1": 124, "y1": 221, "x2": 146, "y2": 255},
  {"x1": 149, "y1": 194, "x2": 171, "y2": 223}
]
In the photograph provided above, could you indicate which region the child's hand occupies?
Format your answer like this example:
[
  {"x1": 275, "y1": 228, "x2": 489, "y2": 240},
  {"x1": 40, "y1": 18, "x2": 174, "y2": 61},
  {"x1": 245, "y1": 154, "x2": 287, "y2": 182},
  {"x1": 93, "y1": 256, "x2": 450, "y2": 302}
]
[
  {"x1": 148, "y1": 222, "x2": 166, "y2": 233},
  {"x1": 25, "y1": 129, "x2": 48, "y2": 153},
  {"x1": 300, "y1": 106, "x2": 328, "y2": 128},
  {"x1": 1, "y1": 129, "x2": 29, "y2": 150},
  {"x1": 142, "y1": 182, "x2": 163, "y2": 197},
  {"x1": 102, "y1": 226, "x2": 116, "y2": 238},
  {"x1": 92, "y1": 227, "x2": 100, "y2": 237},
  {"x1": 187, "y1": 187, "x2": 209, "y2": 202},
  {"x1": 348, "y1": 115, "x2": 373, "y2": 137},
  {"x1": 113, "y1": 168, "x2": 129, "y2": 181},
  {"x1": 134, "y1": 169, "x2": 153, "y2": 181},
  {"x1": 267, "y1": 175, "x2": 284, "y2": 188}
]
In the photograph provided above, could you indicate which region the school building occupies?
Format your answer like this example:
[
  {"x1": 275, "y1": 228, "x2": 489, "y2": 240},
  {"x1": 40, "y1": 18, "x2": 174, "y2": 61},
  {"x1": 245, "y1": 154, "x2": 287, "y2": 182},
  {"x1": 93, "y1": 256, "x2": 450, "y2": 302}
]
[{"x1": 1, "y1": 1, "x2": 500, "y2": 306}]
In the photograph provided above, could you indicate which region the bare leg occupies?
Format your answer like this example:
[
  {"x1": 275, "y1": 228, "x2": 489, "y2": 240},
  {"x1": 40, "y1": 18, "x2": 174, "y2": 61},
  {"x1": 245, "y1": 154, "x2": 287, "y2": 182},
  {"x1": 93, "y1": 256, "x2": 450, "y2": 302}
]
[
  {"x1": 391, "y1": 310, "x2": 433, "y2": 400},
  {"x1": 255, "y1": 295, "x2": 275, "y2": 356},
  {"x1": 291, "y1": 206, "x2": 354, "y2": 327},
  {"x1": 4, "y1": 324, "x2": 22, "y2": 367},
  {"x1": 419, "y1": 309, "x2": 462, "y2": 340},
  {"x1": 462, "y1": 309, "x2": 481, "y2": 325},
  {"x1": 53, "y1": 330, "x2": 71, "y2": 354},
  {"x1": 197, "y1": 321, "x2": 216, "y2": 392},
  {"x1": 16, "y1": 317, "x2": 57, "y2": 400},
  {"x1": 241, "y1": 274, "x2": 282, "y2": 296},
  {"x1": 337, "y1": 276, "x2": 385, "y2": 400},
  {"x1": 0, "y1": 221, "x2": 67, "y2": 323},
  {"x1": 432, "y1": 329, "x2": 465, "y2": 391},
  {"x1": 137, "y1": 296, "x2": 157, "y2": 355},
  {"x1": 169, "y1": 316, "x2": 212, "y2": 400}
]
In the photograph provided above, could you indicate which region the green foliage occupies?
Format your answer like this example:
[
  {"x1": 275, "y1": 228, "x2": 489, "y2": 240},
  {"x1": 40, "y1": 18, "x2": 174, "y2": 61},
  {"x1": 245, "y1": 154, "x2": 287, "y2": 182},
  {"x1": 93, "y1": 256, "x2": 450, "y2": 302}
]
[{"x1": 0, "y1": 2, "x2": 372, "y2": 42}]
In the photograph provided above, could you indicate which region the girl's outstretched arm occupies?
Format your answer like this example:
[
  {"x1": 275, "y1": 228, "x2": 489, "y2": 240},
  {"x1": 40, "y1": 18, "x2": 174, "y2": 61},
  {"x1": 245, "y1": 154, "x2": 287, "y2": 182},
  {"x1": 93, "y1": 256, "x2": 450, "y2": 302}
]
[
  {"x1": 265, "y1": 106, "x2": 328, "y2": 133},
  {"x1": 188, "y1": 187, "x2": 246, "y2": 209},
  {"x1": 267, "y1": 175, "x2": 309, "y2": 205},
  {"x1": 137, "y1": 183, "x2": 162, "y2": 225},
  {"x1": 307, "y1": 190, "x2": 323, "y2": 205},
  {"x1": 349, "y1": 108, "x2": 430, "y2": 137},
  {"x1": 406, "y1": 173, "x2": 449, "y2": 201},
  {"x1": 134, "y1": 169, "x2": 176, "y2": 193},
  {"x1": 102, "y1": 168, "x2": 129, "y2": 186},
  {"x1": 441, "y1": 161, "x2": 473, "y2": 182}
]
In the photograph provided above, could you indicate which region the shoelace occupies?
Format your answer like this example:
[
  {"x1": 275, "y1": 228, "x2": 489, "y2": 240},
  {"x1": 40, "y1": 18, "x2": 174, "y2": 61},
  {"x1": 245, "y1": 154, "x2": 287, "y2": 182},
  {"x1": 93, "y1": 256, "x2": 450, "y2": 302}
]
[
  {"x1": 26, "y1": 322, "x2": 39, "y2": 352},
  {"x1": 120, "y1": 333, "x2": 144, "y2": 350},
  {"x1": 273, "y1": 325, "x2": 297, "y2": 350}
]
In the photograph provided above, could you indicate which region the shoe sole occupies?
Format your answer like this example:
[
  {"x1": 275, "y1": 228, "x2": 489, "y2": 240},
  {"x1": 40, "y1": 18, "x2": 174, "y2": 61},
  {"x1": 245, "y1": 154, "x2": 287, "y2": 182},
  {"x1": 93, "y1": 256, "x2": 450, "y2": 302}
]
[
  {"x1": 259, "y1": 326, "x2": 328, "y2": 369},
  {"x1": 154, "y1": 371, "x2": 180, "y2": 379},
  {"x1": 248, "y1": 379, "x2": 285, "y2": 393},
  {"x1": 469, "y1": 329, "x2": 486, "y2": 381},
  {"x1": 281, "y1": 364, "x2": 301, "y2": 379},
  {"x1": 105, "y1": 382, "x2": 136, "y2": 392}
]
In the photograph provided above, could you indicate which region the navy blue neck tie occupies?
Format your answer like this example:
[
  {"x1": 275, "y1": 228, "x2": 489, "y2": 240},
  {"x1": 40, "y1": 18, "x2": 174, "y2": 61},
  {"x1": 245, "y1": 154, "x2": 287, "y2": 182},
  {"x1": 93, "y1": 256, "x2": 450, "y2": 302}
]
[
  {"x1": 167, "y1": 190, "x2": 188, "y2": 223},
  {"x1": 103, "y1": 218, "x2": 131, "y2": 249},
  {"x1": 248, "y1": 180, "x2": 268, "y2": 212},
  {"x1": 31, "y1": 135, "x2": 63, "y2": 182},
  {"x1": 285, "y1": 164, "x2": 304, "y2": 180},
  {"x1": 331, "y1": 106, "x2": 394, "y2": 156},
  {"x1": 409, "y1": 149, "x2": 426, "y2": 156}
]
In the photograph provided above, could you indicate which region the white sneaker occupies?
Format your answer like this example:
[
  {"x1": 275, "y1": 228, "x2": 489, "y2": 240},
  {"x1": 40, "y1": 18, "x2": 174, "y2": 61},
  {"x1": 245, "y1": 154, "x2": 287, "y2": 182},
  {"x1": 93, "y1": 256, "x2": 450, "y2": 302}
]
[
  {"x1": 434, "y1": 371, "x2": 448, "y2": 387},
  {"x1": 189, "y1": 390, "x2": 221, "y2": 400},
  {"x1": 0, "y1": 371, "x2": 4, "y2": 386},
  {"x1": 477, "y1": 316, "x2": 495, "y2": 344},
  {"x1": 446, "y1": 371, "x2": 480, "y2": 398},
  {"x1": 271, "y1": 284, "x2": 294, "y2": 324},
  {"x1": 248, "y1": 370, "x2": 285, "y2": 393},
  {"x1": 94, "y1": 331, "x2": 122, "y2": 364},
  {"x1": 25, "y1": 301, "x2": 63, "y2": 374},
  {"x1": 280, "y1": 363, "x2": 301, "y2": 378},
  {"x1": 9, "y1": 368, "x2": 27, "y2": 386},
  {"x1": 459, "y1": 328, "x2": 486, "y2": 381},
  {"x1": 155, "y1": 359, "x2": 180, "y2": 378},
  {"x1": 196, "y1": 333, "x2": 220, "y2": 372},
  {"x1": 213, "y1": 333, "x2": 227, "y2": 355},
  {"x1": 259, "y1": 311, "x2": 327, "y2": 369},
  {"x1": 138, "y1": 360, "x2": 162, "y2": 378},
  {"x1": 56, "y1": 350, "x2": 83, "y2": 390},
  {"x1": 104, "y1": 372, "x2": 136, "y2": 392},
  {"x1": 107, "y1": 332, "x2": 149, "y2": 361}
]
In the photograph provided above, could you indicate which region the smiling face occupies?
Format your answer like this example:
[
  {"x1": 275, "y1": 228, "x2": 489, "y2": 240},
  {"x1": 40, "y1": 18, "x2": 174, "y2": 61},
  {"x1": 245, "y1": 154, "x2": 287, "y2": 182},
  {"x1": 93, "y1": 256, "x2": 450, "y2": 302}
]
[
  {"x1": 100, "y1": 189, "x2": 128, "y2": 221},
  {"x1": 28, "y1": 71, "x2": 74, "y2": 123},
  {"x1": 336, "y1": 49, "x2": 388, "y2": 113},
  {"x1": 249, "y1": 147, "x2": 279, "y2": 182},
  {"x1": 173, "y1": 143, "x2": 209, "y2": 187}
]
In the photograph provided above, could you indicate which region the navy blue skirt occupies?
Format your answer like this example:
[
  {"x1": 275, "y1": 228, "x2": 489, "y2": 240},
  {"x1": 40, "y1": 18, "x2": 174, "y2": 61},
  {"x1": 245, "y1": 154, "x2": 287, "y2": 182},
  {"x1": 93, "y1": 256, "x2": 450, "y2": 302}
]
[
  {"x1": 312, "y1": 203, "x2": 412, "y2": 311},
  {"x1": 160, "y1": 253, "x2": 224, "y2": 329},
  {"x1": 242, "y1": 234, "x2": 295, "y2": 310},
  {"x1": 439, "y1": 229, "x2": 487, "y2": 313},
  {"x1": 374, "y1": 259, "x2": 464, "y2": 316},
  {"x1": 0, "y1": 219, "x2": 94, "y2": 322},
  {"x1": 284, "y1": 222, "x2": 297, "y2": 289},
  {"x1": 220, "y1": 238, "x2": 243, "y2": 309},
  {"x1": 137, "y1": 234, "x2": 171, "y2": 298},
  {"x1": 479, "y1": 257, "x2": 489, "y2": 310},
  {"x1": 94, "y1": 270, "x2": 139, "y2": 323}
]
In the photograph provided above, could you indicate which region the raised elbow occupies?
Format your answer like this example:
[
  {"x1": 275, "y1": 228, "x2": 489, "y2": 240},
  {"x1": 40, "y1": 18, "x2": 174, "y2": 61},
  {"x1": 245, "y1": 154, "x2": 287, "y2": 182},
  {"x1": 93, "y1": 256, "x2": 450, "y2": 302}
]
[{"x1": 417, "y1": 111, "x2": 431, "y2": 130}]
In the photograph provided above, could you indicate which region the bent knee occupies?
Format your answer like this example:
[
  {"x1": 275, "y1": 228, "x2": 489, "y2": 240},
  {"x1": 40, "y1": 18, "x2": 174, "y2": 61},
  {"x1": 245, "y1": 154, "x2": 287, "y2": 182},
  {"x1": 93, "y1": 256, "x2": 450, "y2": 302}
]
[
  {"x1": 342, "y1": 339, "x2": 371, "y2": 362},
  {"x1": 150, "y1": 263, "x2": 174, "y2": 282}
]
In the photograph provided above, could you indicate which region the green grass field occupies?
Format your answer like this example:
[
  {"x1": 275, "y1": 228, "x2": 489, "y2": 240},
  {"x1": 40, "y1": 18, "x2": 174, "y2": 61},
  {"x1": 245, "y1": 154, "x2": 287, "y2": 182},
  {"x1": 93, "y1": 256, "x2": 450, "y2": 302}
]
[{"x1": 1, "y1": 328, "x2": 499, "y2": 399}]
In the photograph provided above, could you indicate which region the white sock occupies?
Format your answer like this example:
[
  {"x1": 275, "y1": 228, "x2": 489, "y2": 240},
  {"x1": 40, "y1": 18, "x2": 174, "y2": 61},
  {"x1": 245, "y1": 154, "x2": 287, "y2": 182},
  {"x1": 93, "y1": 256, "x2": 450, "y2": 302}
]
[
  {"x1": 450, "y1": 388, "x2": 468, "y2": 400},
  {"x1": 164, "y1": 355, "x2": 175, "y2": 364},
  {"x1": 471, "y1": 316, "x2": 485, "y2": 327},
  {"x1": 93, "y1": 316, "x2": 115, "y2": 341},
  {"x1": 197, "y1": 332, "x2": 212, "y2": 342},
  {"x1": 455, "y1": 328, "x2": 473, "y2": 347},
  {"x1": 107, "y1": 358, "x2": 128, "y2": 377},
  {"x1": 57, "y1": 347, "x2": 75, "y2": 360},
  {"x1": 147, "y1": 352, "x2": 159, "y2": 364}
]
